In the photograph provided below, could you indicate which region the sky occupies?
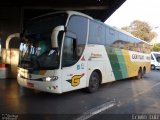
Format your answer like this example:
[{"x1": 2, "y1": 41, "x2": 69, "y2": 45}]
[{"x1": 105, "y1": 0, "x2": 160, "y2": 43}]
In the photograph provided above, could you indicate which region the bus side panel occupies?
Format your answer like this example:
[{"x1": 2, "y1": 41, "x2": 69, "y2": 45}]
[
  {"x1": 122, "y1": 49, "x2": 137, "y2": 77},
  {"x1": 106, "y1": 47, "x2": 150, "y2": 80},
  {"x1": 86, "y1": 45, "x2": 116, "y2": 86},
  {"x1": 127, "y1": 51, "x2": 151, "y2": 77},
  {"x1": 115, "y1": 49, "x2": 128, "y2": 78}
]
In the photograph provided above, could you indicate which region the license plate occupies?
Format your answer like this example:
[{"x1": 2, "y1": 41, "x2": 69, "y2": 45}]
[{"x1": 27, "y1": 82, "x2": 34, "y2": 88}]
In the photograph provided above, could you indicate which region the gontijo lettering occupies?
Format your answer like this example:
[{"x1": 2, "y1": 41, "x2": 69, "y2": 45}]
[{"x1": 132, "y1": 54, "x2": 144, "y2": 60}]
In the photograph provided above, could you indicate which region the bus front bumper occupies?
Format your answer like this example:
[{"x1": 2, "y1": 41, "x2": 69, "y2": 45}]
[
  {"x1": 155, "y1": 66, "x2": 160, "y2": 70},
  {"x1": 17, "y1": 75, "x2": 62, "y2": 94}
]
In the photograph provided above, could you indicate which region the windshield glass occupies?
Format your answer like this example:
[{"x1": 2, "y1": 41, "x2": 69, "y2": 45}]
[
  {"x1": 19, "y1": 13, "x2": 68, "y2": 70},
  {"x1": 154, "y1": 53, "x2": 160, "y2": 62}
]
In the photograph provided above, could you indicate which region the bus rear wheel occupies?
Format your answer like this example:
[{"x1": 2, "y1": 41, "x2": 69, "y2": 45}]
[
  {"x1": 136, "y1": 68, "x2": 142, "y2": 80},
  {"x1": 87, "y1": 71, "x2": 100, "y2": 93}
]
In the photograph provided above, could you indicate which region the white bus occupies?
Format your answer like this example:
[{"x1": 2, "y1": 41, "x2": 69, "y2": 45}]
[
  {"x1": 17, "y1": 11, "x2": 151, "y2": 93},
  {"x1": 151, "y1": 51, "x2": 160, "y2": 70}
]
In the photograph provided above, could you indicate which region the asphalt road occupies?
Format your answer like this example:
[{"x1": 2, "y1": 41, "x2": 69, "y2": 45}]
[{"x1": 0, "y1": 70, "x2": 160, "y2": 120}]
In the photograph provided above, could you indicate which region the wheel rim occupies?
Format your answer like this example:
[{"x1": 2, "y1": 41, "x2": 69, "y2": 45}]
[{"x1": 151, "y1": 65, "x2": 155, "y2": 70}]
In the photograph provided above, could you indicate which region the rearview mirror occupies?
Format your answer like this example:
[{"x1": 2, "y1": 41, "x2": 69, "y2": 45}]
[{"x1": 51, "y1": 26, "x2": 65, "y2": 48}]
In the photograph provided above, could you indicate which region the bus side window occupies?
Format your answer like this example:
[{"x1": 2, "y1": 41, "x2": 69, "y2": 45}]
[{"x1": 88, "y1": 20, "x2": 105, "y2": 45}]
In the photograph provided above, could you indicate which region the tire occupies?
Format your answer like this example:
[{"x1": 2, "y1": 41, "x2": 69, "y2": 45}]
[
  {"x1": 151, "y1": 65, "x2": 155, "y2": 70},
  {"x1": 87, "y1": 71, "x2": 100, "y2": 93},
  {"x1": 143, "y1": 67, "x2": 146, "y2": 76},
  {"x1": 136, "y1": 68, "x2": 142, "y2": 80}
]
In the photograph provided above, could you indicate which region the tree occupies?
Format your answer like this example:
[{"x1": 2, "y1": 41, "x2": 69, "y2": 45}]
[
  {"x1": 152, "y1": 43, "x2": 160, "y2": 52},
  {"x1": 121, "y1": 20, "x2": 157, "y2": 42}
]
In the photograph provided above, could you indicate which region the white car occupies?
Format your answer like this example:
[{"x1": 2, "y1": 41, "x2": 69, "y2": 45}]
[{"x1": 151, "y1": 52, "x2": 160, "y2": 70}]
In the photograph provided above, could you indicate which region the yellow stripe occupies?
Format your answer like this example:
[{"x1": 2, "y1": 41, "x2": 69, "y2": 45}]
[
  {"x1": 122, "y1": 50, "x2": 138, "y2": 77},
  {"x1": 121, "y1": 49, "x2": 133, "y2": 77},
  {"x1": 122, "y1": 49, "x2": 150, "y2": 77}
]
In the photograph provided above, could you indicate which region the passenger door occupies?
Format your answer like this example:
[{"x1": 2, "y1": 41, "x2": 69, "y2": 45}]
[{"x1": 61, "y1": 15, "x2": 88, "y2": 92}]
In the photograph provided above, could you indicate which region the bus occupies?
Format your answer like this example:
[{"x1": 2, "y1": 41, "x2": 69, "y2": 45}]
[
  {"x1": 151, "y1": 51, "x2": 160, "y2": 70},
  {"x1": 17, "y1": 11, "x2": 151, "y2": 93}
]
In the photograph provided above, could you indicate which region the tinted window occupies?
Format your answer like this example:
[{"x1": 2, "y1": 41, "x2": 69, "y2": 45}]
[
  {"x1": 117, "y1": 32, "x2": 129, "y2": 49},
  {"x1": 62, "y1": 36, "x2": 77, "y2": 67},
  {"x1": 105, "y1": 26, "x2": 150, "y2": 53},
  {"x1": 153, "y1": 53, "x2": 160, "y2": 58},
  {"x1": 67, "y1": 15, "x2": 87, "y2": 45},
  {"x1": 26, "y1": 13, "x2": 67, "y2": 34},
  {"x1": 62, "y1": 15, "x2": 88, "y2": 67},
  {"x1": 106, "y1": 27, "x2": 115, "y2": 46},
  {"x1": 88, "y1": 20, "x2": 105, "y2": 45}
]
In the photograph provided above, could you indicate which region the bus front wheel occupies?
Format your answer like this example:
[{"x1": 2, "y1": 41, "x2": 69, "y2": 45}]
[
  {"x1": 87, "y1": 71, "x2": 100, "y2": 93},
  {"x1": 151, "y1": 65, "x2": 155, "y2": 70}
]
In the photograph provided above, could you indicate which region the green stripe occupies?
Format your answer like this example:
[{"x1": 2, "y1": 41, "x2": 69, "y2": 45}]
[
  {"x1": 106, "y1": 47, "x2": 128, "y2": 80},
  {"x1": 115, "y1": 50, "x2": 128, "y2": 78},
  {"x1": 106, "y1": 47, "x2": 123, "y2": 80}
]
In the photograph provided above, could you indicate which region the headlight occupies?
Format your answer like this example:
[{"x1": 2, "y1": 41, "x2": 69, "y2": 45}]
[
  {"x1": 46, "y1": 77, "x2": 52, "y2": 82},
  {"x1": 44, "y1": 76, "x2": 58, "y2": 82},
  {"x1": 17, "y1": 73, "x2": 20, "y2": 77}
]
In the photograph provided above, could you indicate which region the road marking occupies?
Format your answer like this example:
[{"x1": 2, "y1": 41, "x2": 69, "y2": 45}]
[
  {"x1": 76, "y1": 81, "x2": 160, "y2": 120},
  {"x1": 76, "y1": 101, "x2": 116, "y2": 120},
  {"x1": 151, "y1": 81, "x2": 160, "y2": 88},
  {"x1": 134, "y1": 81, "x2": 160, "y2": 97}
]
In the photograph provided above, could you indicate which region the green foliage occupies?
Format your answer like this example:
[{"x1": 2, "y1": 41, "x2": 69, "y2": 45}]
[
  {"x1": 121, "y1": 20, "x2": 157, "y2": 42},
  {"x1": 152, "y1": 43, "x2": 160, "y2": 52}
]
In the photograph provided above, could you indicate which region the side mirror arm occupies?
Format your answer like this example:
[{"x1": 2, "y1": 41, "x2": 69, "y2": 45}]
[{"x1": 51, "y1": 26, "x2": 65, "y2": 48}]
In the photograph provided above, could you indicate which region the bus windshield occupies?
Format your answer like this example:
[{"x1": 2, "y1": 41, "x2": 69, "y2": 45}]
[
  {"x1": 154, "y1": 53, "x2": 160, "y2": 62},
  {"x1": 19, "y1": 13, "x2": 68, "y2": 70}
]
